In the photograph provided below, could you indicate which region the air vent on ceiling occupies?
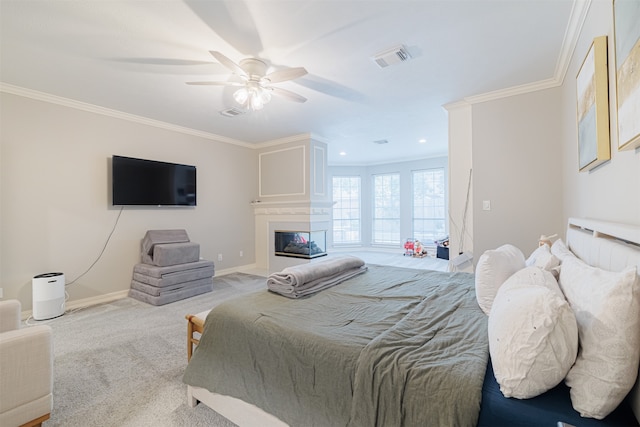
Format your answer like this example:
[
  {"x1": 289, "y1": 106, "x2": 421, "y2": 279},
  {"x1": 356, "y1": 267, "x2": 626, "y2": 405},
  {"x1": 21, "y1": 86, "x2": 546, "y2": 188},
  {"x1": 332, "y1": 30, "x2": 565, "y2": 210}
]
[
  {"x1": 219, "y1": 107, "x2": 245, "y2": 117},
  {"x1": 373, "y1": 139, "x2": 389, "y2": 145},
  {"x1": 372, "y1": 45, "x2": 412, "y2": 68}
]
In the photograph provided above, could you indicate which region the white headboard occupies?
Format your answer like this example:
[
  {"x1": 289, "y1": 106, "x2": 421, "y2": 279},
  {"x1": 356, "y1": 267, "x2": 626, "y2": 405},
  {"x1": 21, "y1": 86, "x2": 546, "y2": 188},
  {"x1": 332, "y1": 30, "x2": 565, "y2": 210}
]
[{"x1": 566, "y1": 218, "x2": 640, "y2": 422}]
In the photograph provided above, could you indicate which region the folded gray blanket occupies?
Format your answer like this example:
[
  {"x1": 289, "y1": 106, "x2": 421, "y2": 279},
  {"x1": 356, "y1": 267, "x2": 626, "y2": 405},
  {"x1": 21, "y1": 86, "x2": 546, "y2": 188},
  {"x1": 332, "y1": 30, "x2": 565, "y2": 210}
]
[{"x1": 267, "y1": 255, "x2": 367, "y2": 298}]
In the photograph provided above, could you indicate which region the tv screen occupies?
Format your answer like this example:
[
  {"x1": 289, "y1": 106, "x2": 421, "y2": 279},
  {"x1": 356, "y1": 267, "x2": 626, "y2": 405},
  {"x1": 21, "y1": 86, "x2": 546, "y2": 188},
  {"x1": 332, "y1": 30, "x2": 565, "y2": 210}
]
[{"x1": 112, "y1": 155, "x2": 196, "y2": 206}]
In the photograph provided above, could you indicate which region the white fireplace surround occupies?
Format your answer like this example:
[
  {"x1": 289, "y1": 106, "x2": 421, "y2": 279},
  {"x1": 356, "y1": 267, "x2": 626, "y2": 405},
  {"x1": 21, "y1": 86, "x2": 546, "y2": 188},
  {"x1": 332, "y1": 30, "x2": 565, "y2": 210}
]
[{"x1": 253, "y1": 200, "x2": 333, "y2": 272}]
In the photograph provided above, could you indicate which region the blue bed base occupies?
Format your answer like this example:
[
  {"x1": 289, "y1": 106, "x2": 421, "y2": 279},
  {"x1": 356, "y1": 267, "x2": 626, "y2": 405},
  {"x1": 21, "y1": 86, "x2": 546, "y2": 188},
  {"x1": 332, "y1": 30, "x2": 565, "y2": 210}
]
[{"x1": 477, "y1": 360, "x2": 638, "y2": 427}]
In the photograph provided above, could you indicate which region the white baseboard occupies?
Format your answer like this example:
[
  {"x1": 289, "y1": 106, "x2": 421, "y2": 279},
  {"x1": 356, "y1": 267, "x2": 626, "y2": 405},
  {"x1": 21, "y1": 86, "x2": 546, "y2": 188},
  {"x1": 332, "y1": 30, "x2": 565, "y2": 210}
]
[
  {"x1": 216, "y1": 263, "x2": 258, "y2": 276},
  {"x1": 22, "y1": 289, "x2": 130, "y2": 320},
  {"x1": 20, "y1": 263, "x2": 260, "y2": 320},
  {"x1": 66, "y1": 290, "x2": 131, "y2": 311}
]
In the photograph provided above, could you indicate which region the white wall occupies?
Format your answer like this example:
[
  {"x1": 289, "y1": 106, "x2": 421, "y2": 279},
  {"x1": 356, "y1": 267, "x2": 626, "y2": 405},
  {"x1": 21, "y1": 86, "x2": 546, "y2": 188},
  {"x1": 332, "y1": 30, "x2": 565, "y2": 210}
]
[
  {"x1": 445, "y1": 102, "x2": 473, "y2": 263},
  {"x1": 0, "y1": 92, "x2": 258, "y2": 310}
]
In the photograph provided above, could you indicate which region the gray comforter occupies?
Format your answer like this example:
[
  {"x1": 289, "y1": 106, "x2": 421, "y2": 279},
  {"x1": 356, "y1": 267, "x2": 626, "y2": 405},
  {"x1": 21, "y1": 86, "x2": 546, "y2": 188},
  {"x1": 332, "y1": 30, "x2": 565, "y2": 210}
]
[{"x1": 183, "y1": 265, "x2": 488, "y2": 427}]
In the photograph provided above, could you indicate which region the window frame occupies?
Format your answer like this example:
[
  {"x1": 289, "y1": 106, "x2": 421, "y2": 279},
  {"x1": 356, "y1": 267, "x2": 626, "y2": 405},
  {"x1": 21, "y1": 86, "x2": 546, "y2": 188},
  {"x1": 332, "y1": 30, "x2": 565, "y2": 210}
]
[
  {"x1": 372, "y1": 172, "x2": 401, "y2": 246},
  {"x1": 331, "y1": 175, "x2": 362, "y2": 245},
  {"x1": 411, "y1": 167, "x2": 446, "y2": 245}
]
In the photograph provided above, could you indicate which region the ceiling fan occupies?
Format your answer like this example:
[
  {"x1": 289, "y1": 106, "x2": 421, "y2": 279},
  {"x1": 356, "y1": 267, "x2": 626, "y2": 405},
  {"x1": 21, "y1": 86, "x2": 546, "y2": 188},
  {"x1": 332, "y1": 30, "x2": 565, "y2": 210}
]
[{"x1": 187, "y1": 51, "x2": 308, "y2": 111}]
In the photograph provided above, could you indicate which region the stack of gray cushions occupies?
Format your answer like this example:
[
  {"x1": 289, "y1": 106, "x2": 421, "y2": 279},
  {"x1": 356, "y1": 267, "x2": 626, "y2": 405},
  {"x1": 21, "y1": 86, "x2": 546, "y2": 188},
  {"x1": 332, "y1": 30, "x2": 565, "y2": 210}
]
[{"x1": 128, "y1": 229, "x2": 215, "y2": 306}]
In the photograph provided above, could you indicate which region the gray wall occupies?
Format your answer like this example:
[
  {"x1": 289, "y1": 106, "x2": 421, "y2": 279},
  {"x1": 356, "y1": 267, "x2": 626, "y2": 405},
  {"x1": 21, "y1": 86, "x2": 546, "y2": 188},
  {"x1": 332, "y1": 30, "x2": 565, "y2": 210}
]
[
  {"x1": 559, "y1": 0, "x2": 640, "y2": 225},
  {"x1": 472, "y1": 87, "x2": 564, "y2": 257},
  {"x1": 453, "y1": 1, "x2": 639, "y2": 261},
  {"x1": 0, "y1": 92, "x2": 258, "y2": 310}
]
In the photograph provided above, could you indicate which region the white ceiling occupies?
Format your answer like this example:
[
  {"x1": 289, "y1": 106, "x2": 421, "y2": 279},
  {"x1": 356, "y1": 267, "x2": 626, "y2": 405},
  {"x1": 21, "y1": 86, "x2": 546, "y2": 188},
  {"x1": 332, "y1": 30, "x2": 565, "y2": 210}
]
[{"x1": 0, "y1": 0, "x2": 579, "y2": 165}]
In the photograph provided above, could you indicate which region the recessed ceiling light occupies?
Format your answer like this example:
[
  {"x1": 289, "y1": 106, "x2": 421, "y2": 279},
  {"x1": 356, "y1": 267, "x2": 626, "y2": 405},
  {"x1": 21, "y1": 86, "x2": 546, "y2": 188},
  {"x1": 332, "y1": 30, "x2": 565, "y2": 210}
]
[
  {"x1": 339, "y1": 151, "x2": 347, "y2": 156},
  {"x1": 418, "y1": 138, "x2": 427, "y2": 143}
]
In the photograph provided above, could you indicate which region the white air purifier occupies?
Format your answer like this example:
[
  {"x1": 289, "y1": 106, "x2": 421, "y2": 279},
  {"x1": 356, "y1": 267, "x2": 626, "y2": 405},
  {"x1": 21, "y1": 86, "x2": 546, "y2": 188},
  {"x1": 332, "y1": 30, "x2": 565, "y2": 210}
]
[{"x1": 32, "y1": 272, "x2": 65, "y2": 320}]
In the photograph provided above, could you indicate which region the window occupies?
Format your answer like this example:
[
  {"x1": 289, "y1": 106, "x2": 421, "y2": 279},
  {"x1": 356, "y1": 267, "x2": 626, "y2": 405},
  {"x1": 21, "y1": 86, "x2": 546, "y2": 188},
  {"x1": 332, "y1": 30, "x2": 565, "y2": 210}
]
[
  {"x1": 412, "y1": 168, "x2": 446, "y2": 243},
  {"x1": 332, "y1": 176, "x2": 361, "y2": 244},
  {"x1": 372, "y1": 173, "x2": 400, "y2": 245}
]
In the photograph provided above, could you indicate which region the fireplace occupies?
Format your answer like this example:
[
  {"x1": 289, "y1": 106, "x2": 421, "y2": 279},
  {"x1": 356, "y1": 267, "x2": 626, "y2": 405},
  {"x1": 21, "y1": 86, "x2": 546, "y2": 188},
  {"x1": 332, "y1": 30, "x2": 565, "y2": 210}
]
[{"x1": 275, "y1": 230, "x2": 327, "y2": 259}]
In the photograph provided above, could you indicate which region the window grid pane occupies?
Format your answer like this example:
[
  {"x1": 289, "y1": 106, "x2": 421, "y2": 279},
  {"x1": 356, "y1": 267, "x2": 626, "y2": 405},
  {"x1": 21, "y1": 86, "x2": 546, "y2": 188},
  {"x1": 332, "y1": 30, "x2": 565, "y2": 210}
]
[
  {"x1": 332, "y1": 176, "x2": 361, "y2": 244},
  {"x1": 372, "y1": 173, "x2": 400, "y2": 244},
  {"x1": 412, "y1": 168, "x2": 445, "y2": 243}
]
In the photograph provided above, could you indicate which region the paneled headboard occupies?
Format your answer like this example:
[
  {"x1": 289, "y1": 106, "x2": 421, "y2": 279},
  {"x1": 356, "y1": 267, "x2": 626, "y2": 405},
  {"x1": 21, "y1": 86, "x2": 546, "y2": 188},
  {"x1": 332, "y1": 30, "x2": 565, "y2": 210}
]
[{"x1": 565, "y1": 217, "x2": 640, "y2": 422}]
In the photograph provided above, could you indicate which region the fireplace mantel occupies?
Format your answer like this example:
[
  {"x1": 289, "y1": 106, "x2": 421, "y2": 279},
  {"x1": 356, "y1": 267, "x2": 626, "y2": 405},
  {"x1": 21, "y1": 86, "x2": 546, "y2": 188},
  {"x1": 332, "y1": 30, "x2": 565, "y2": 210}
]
[
  {"x1": 252, "y1": 200, "x2": 335, "y2": 216},
  {"x1": 252, "y1": 200, "x2": 333, "y2": 271}
]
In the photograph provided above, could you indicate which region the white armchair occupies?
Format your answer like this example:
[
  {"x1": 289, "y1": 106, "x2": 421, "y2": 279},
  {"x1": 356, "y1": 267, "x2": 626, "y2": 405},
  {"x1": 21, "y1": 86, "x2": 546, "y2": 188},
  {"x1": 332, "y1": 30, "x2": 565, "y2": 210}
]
[{"x1": 0, "y1": 300, "x2": 53, "y2": 427}]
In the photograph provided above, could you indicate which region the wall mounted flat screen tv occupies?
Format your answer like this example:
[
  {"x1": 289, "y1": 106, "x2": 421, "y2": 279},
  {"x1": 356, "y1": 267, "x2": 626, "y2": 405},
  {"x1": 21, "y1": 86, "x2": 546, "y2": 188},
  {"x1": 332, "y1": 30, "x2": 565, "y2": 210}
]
[{"x1": 112, "y1": 155, "x2": 196, "y2": 206}]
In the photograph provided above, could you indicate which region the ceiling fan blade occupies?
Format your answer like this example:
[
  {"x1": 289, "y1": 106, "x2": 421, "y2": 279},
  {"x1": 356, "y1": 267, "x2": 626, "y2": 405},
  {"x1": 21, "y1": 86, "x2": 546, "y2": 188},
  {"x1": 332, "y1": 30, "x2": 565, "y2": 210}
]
[
  {"x1": 209, "y1": 51, "x2": 247, "y2": 78},
  {"x1": 186, "y1": 81, "x2": 244, "y2": 87},
  {"x1": 186, "y1": 1, "x2": 264, "y2": 56},
  {"x1": 264, "y1": 67, "x2": 308, "y2": 84},
  {"x1": 269, "y1": 87, "x2": 307, "y2": 103},
  {"x1": 112, "y1": 57, "x2": 215, "y2": 66},
  {"x1": 295, "y1": 74, "x2": 367, "y2": 103}
]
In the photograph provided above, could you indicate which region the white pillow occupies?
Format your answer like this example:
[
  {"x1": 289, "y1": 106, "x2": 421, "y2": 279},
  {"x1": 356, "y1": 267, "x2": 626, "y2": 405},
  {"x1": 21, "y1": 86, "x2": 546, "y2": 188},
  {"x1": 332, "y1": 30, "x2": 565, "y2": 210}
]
[
  {"x1": 475, "y1": 244, "x2": 525, "y2": 315},
  {"x1": 526, "y1": 244, "x2": 560, "y2": 273},
  {"x1": 559, "y1": 256, "x2": 640, "y2": 419},
  {"x1": 551, "y1": 238, "x2": 573, "y2": 262},
  {"x1": 489, "y1": 267, "x2": 578, "y2": 399}
]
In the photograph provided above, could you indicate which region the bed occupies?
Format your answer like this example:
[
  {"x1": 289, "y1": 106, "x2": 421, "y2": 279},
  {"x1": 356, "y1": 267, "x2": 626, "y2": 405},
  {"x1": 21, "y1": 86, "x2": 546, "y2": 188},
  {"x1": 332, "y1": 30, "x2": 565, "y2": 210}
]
[{"x1": 183, "y1": 218, "x2": 640, "y2": 426}]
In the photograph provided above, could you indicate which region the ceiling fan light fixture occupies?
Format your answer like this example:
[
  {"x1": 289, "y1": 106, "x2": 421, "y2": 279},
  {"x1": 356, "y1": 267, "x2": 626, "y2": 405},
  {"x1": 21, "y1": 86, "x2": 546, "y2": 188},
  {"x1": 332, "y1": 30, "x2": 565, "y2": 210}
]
[
  {"x1": 250, "y1": 91, "x2": 265, "y2": 110},
  {"x1": 194, "y1": 51, "x2": 306, "y2": 111},
  {"x1": 233, "y1": 83, "x2": 272, "y2": 111},
  {"x1": 260, "y1": 88, "x2": 272, "y2": 104},
  {"x1": 233, "y1": 87, "x2": 249, "y2": 105}
]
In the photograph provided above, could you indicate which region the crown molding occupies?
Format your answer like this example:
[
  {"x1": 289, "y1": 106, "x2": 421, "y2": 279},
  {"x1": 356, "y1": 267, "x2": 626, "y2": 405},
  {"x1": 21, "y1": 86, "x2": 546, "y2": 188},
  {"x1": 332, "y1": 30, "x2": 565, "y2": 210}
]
[
  {"x1": 442, "y1": 100, "x2": 471, "y2": 111},
  {"x1": 448, "y1": 0, "x2": 591, "y2": 106},
  {"x1": 554, "y1": 0, "x2": 592, "y2": 86},
  {"x1": 254, "y1": 133, "x2": 314, "y2": 149},
  {"x1": 1, "y1": 82, "x2": 326, "y2": 153},
  {"x1": 0, "y1": 82, "x2": 254, "y2": 148},
  {"x1": 252, "y1": 205, "x2": 333, "y2": 216},
  {"x1": 464, "y1": 77, "x2": 561, "y2": 104}
]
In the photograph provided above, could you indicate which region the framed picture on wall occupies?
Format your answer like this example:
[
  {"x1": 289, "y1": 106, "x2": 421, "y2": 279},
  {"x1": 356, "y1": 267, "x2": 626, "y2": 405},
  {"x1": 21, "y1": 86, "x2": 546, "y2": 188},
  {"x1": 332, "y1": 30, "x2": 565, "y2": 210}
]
[
  {"x1": 613, "y1": 0, "x2": 640, "y2": 151},
  {"x1": 576, "y1": 36, "x2": 610, "y2": 172}
]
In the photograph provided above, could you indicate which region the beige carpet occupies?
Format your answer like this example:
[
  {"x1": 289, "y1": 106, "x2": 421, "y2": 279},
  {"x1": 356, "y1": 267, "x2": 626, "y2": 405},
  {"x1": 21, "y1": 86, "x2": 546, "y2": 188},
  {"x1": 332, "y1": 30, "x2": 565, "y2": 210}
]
[
  {"x1": 42, "y1": 256, "x2": 448, "y2": 426},
  {"x1": 41, "y1": 273, "x2": 267, "y2": 427}
]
